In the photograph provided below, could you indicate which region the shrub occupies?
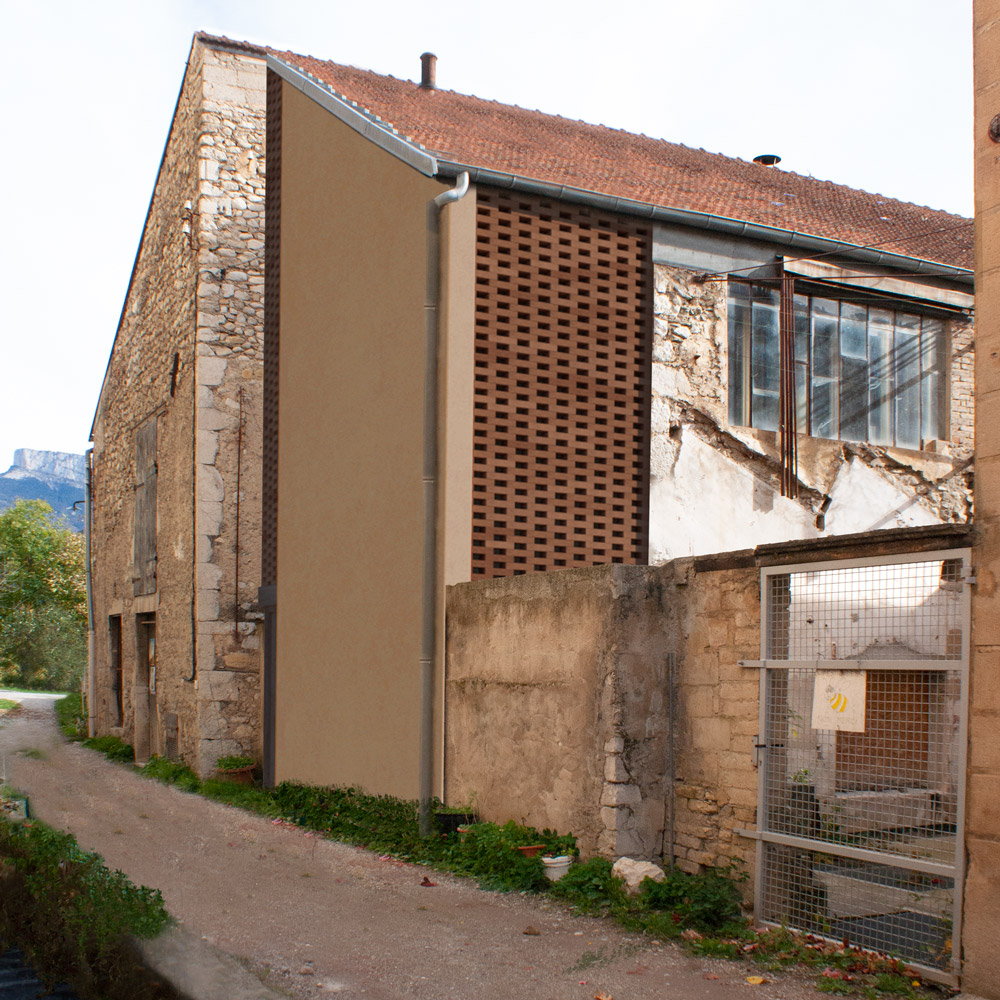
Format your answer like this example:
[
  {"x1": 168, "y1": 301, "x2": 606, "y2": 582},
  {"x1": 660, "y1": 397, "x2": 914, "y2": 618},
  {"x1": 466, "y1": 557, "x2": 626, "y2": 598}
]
[
  {"x1": 214, "y1": 754, "x2": 255, "y2": 771},
  {"x1": 548, "y1": 857, "x2": 629, "y2": 914},
  {"x1": 0, "y1": 817, "x2": 172, "y2": 998},
  {"x1": 639, "y1": 865, "x2": 746, "y2": 931}
]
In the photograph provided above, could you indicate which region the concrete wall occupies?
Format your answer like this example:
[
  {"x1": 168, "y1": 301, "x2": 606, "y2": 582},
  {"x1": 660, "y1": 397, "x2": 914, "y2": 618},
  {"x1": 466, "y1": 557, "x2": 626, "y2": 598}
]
[
  {"x1": 445, "y1": 561, "x2": 759, "y2": 869},
  {"x1": 648, "y1": 256, "x2": 974, "y2": 563},
  {"x1": 274, "y1": 79, "x2": 449, "y2": 797},
  {"x1": 90, "y1": 38, "x2": 265, "y2": 774},
  {"x1": 968, "y1": 4, "x2": 1000, "y2": 994}
]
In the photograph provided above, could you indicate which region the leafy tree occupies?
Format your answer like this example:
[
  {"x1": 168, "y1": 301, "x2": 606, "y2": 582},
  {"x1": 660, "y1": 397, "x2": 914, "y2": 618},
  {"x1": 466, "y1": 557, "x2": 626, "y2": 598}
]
[{"x1": 0, "y1": 500, "x2": 86, "y2": 690}]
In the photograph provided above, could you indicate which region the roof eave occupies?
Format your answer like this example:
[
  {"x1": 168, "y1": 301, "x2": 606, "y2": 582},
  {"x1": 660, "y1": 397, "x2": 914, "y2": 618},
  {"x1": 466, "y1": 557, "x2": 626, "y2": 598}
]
[{"x1": 435, "y1": 161, "x2": 973, "y2": 286}]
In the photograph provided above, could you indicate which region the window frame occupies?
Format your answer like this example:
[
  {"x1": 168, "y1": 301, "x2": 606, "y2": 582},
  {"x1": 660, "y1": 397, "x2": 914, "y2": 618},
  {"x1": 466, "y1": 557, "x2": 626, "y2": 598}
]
[{"x1": 727, "y1": 278, "x2": 951, "y2": 450}]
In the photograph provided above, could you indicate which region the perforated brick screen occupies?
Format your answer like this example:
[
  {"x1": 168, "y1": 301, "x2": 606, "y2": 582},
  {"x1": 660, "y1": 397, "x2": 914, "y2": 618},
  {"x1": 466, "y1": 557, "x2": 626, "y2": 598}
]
[{"x1": 471, "y1": 189, "x2": 652, "y2": 578}]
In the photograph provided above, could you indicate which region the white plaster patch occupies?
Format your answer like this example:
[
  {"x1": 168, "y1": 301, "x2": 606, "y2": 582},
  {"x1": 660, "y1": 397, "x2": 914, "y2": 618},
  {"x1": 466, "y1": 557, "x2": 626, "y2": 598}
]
[
  {"x1": 648, "y1": 430, "x2": 817, "y2": 562},
  {"x1": 824, "y1": 459, "x2": 941, "y2": 534}
]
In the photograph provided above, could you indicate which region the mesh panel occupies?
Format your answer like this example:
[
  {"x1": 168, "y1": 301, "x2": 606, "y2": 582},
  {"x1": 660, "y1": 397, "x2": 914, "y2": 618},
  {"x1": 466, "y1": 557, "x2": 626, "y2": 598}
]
[
  {"x1": 758, "y1": 555, "x2": 967, "y2": 974},
  {"x1": 471, "y1": 189, "x2": 652, "y2": 578},
  {"x1": 760, "y1": 844, "x2": 954, "y2": 970}
]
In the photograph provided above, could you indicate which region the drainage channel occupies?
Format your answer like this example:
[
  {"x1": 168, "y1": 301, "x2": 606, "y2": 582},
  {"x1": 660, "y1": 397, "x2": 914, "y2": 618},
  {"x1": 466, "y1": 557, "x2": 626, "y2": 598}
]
[{"x1": 0, "y1": 941, "x2": 80, "y2": 999}]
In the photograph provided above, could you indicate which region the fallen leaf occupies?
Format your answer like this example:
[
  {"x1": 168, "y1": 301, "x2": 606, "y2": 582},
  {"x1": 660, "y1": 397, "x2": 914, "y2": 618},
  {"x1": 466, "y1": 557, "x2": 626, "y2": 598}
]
[
  {"x1": 523, "y1": 926, "x2": 540, "y2": 936},
  {"x1": 420, "y1": 876, "x2": 437, "y2": 887},
  {"x1": 625, "y1": 965, "x2": 648, "y2": 975},
  {"x1": 595, "y1": 993, "x2": 613, "y2": 1000},
  {"x1": 703, "y1": 973, "x2": 719, "y2": 980},
  {"x1": 681, "y1": 928, "x2": 703, "y2": 942},
  {"x1": 746, "y1": 975, "x2": 766, "y2": 985}
]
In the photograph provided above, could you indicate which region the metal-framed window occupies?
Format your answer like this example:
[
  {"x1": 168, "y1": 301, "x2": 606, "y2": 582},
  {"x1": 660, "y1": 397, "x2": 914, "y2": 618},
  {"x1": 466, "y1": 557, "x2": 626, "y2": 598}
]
[{"x1": 728, "y1": 282, "x2": 948, "y2": 449}]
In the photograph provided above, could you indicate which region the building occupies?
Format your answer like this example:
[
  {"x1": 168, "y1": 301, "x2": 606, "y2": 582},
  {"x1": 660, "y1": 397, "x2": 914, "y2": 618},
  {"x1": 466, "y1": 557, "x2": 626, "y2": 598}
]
[
  {"x1": 262, "y1": 46, "x2": 974, "y2": 800},
  {"x1": 968, "y1": 2, "x2": 1000, "y2": 994},
  {"x1": 89, "y1": 34, "x2": 265, "y2": 774}
]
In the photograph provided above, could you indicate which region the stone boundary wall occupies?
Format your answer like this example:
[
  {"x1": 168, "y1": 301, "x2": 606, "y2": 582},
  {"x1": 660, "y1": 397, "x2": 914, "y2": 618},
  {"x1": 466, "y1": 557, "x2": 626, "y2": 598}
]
[{"x1": 445, "y1": 560, "x2": 760, "y2": 872}]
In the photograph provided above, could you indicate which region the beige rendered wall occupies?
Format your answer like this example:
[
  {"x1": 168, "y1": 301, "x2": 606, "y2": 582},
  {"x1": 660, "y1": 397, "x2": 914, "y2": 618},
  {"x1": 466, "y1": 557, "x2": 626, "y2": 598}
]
[
  {"x1": 275, "y1": 80, "x2": 453, "y2": 797},
  {"x1": 968, "y1": 4, "x2": 1000, "y2": 994}
]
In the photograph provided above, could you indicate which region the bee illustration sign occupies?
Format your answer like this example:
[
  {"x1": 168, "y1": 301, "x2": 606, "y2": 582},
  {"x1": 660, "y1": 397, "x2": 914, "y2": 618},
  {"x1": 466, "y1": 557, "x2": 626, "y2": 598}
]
[{"x1": 811, "y1": 670, "x2": 867, "y2": 732}]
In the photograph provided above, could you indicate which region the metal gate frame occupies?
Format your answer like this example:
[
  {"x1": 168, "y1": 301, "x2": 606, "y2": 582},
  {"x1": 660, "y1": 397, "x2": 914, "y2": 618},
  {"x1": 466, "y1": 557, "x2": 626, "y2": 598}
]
[{"x1": 745, "y1": 548, "x2": 971, "y2": 985}]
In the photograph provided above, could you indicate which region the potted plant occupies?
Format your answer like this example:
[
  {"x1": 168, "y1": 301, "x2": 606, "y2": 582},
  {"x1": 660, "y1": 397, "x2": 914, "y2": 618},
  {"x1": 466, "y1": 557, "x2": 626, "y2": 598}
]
[
  {"x1": 215, "y1": 754, "x2": 256, "y2": 785},
  {"x1": 434, "y1": 797, "x2": 480, "y2": 835}
]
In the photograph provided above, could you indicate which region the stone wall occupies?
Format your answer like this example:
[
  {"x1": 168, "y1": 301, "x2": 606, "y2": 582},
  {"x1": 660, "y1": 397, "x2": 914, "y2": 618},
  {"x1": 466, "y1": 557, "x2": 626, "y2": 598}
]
[
  {"x1": 191, "y1": 45, "x2": 266, "y2": 774},
  {"x1": 90, "y1": 37, "x2": 265, "y2": 775},
  {"x1": 648, "y1": 263, "x2": 975, "y2": 563},
  {"x1": 445, "y1": 560, "x2": 760, "y2": 871}
]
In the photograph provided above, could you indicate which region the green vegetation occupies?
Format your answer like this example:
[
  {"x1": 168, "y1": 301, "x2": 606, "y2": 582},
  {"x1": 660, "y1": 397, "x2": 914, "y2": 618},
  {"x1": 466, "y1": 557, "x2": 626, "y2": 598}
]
[
  {"x1": 55, "y1": 691, "x2": 87, "y2": 738},
  {"x1": 0, "y1": 814, "x2": 173, "y2": 999},
  {"x1": 141, "y1": 756, "x2": 200, "y2": 792},
  {"x1": 0, "y1": 500, "x2": 87, "y2": 691},
  {"x1": 81, "y1": 735, "x2": 134, "y2": 763},
  {"x1": 0, "y1": 698, "x2": 18, "y2": 712},
  {"x1": 214, "y1": 754, "x2": 255, "y2": 771}
]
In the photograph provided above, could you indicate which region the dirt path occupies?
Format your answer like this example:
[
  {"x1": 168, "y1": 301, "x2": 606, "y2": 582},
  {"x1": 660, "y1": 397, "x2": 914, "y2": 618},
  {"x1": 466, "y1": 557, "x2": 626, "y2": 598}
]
[{"x1": 0, "y1": 694, "x2": 825, "y2": 1000}]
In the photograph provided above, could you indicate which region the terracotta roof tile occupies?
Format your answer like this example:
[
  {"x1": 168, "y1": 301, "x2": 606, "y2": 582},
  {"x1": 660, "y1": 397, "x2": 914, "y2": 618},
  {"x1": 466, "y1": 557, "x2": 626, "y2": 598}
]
[{"x1": 197, "y1": 33, "x2": 972, "y2": 271}]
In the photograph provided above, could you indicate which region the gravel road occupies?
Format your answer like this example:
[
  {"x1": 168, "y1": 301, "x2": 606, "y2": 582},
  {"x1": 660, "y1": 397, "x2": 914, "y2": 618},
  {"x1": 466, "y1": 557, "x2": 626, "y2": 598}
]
[{"x1": 0, "y1": 692, "x2": 828, "y2": 1000}]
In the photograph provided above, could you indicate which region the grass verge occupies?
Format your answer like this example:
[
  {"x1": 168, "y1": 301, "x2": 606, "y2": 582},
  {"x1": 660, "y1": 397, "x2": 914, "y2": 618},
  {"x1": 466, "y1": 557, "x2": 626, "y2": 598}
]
[{"x1": 0, "y1": 810, "x2": 176, "y2": 999}]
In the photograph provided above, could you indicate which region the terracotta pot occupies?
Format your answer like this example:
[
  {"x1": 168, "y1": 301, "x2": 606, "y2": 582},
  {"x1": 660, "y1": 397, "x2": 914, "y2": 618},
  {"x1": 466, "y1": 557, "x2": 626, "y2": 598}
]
[
  {"x1": 216, "y1": 764, "x2": 255, "y2": 785},
  {"x1": 516, "y1": 844, "x2": 547, "y2": 857}
]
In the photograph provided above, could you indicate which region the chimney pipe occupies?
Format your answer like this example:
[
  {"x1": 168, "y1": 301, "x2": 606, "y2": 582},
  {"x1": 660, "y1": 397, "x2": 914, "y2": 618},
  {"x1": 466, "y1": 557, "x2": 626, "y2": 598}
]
[{"x1": 421, "y1": 52, "x2": 437, "y2": 90}]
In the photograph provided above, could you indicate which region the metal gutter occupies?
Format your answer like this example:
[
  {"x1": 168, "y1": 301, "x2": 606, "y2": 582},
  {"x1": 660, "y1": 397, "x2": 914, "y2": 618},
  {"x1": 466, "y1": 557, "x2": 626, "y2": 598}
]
[
  {"x1": 266, "y1": 55, "x2": 438, "y2": 177},
  {"x1": 84, "y1": 448, "x2": 95, "y2": 738},
  {"x1": 435, "y1": 161, "x2": 973, "y2": 285}
]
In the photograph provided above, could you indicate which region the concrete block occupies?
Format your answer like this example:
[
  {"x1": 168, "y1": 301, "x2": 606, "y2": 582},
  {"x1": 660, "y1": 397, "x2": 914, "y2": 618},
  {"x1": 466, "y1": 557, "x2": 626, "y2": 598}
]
[
  {"x1": 197, "y1": 561, "x2": 223, "y2": 590},
  {"x1": 605, "y1": 736, "x2": 625, "y2": 753},
  {"x1": 611, "y1": 829, "x2": 647, "y2": 860},
  {"x1": 198, "y1": 587, "x2": 220, "y2": 621},
  {"x1": 197, "y1": 500, "x2": 223, "y2": 536}
]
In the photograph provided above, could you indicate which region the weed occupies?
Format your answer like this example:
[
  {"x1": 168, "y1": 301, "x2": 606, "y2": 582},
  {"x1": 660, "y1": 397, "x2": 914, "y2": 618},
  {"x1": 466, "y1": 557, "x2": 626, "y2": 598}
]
[
  {"x1": 0, "y1": 699, "x2": 19, "y2": 712},
  {"x1": 639, "y1": 864, "x2": 746, "y2": 931},
  {"x1": 215, "y1": 754, "x2": 255, "y2": 771},
  {"x1": 81, "y1": 735, "x2": 134, "y2": 763},
  {"x1": 817, "y1": 979, "x2": 855, "y2": 995},
  {"x1": 16, "y1": 748, "x2": 45, "y2": 760},
  {"x1": 142, "y1": 756, "x2": 201, "y2": 792},
  {"x1": 54, "y1": 693, "x2": 86, "y2": 739}
]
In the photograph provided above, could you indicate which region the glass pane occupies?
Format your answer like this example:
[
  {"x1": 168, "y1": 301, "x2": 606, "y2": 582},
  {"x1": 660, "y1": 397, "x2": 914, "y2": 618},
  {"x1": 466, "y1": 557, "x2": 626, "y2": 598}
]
[
  {"x1": 841, "y1": 357, "x2": 868, "y2": 441},
  {"x1": 794, "y1": 363, "x2": 808, "y2": 433},
  {"x1": 751, "y1": 289, "x2": 780, "y2": 429},
  {"x1": 794, "y1": 295, "x2": 809, "y2": 363},
  {"x1": 812, "y1": 376, "x2": 838, "y2": 440},
  {"x1": 728, "y1": 289, "x2": 750, "y2": 426},
  {"x1": 868, "y1": 317, "x2": 893, "y2": 446},
  {"x1": 812, "y1": 298, "x2": 839, "y2": 378},
  {"x1": 920, "y1": 319, "x2": 946, "y2": 443},
  {"x1": 840, "y1": 302, "x2": 868, "y2": 359},
  {"x1": 752, "y1": 389, "x2": 780, "y2": 432},
  {"x1": 894, "y1": 317, "x2": 921, "y2": 449}
]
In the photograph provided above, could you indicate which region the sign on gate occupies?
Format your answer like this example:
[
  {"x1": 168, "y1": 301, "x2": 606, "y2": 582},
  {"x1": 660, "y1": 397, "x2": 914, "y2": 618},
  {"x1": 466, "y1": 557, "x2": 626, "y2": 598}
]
[{"x1": 811, "y1": 670, "x2": 867, "y2": 732}]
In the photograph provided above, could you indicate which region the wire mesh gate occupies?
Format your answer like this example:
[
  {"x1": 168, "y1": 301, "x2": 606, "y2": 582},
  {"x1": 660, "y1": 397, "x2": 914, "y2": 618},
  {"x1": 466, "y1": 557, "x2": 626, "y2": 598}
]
[{"x1": 751, "y1": 550, "x2": 970, "y2": 982}]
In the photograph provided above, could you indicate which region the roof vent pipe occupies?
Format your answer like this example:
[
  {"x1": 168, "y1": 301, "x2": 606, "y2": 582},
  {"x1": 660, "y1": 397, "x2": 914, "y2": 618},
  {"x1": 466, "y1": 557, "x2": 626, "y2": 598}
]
[
  {"x1": 753, "y1": 153, "x2": 781, "y2": 166},
  {"x1": 420, "y1": 52, "x2": 437, "y2": 89}
]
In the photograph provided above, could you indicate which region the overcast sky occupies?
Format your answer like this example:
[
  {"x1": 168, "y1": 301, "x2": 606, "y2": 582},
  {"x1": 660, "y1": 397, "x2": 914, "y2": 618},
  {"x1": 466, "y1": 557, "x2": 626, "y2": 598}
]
[{"x1": 0, "y1": 0, "x2": 973, "y2": 473}]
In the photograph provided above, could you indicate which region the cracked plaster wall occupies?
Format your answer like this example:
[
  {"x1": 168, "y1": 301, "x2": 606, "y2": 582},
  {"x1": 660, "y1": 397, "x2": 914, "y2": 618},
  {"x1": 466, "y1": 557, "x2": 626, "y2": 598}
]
[{"x1": 648, "y1": 262, "x2": 974, "y2": 563}]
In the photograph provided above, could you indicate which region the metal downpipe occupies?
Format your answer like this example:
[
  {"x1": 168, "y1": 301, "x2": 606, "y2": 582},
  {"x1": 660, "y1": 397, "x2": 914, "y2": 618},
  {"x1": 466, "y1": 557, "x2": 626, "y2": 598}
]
[
  {"x1": 419, "y1": 171, "x2": 470, "y2": 836},
  {"x1": 84, "y1": 448, "x2": 96, "y2": 737}
]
